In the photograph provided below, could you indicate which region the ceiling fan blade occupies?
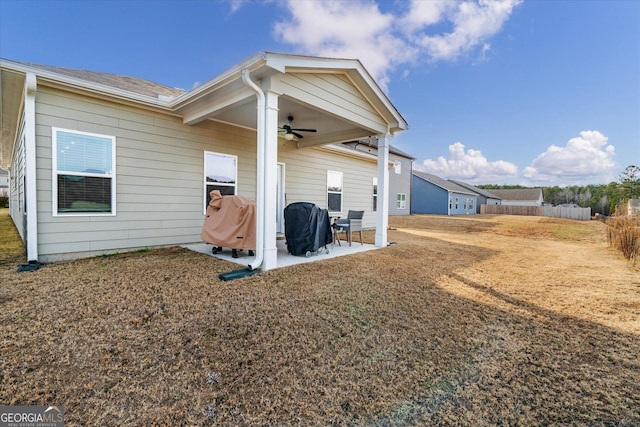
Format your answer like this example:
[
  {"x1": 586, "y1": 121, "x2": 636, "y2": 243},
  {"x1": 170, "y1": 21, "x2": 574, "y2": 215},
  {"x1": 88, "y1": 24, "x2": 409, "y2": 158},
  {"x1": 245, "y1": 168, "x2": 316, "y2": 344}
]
[
  {"x1": 292, "y1": 131, "x2": 304, "y2": 139},
  {"x1": 291, "y1": 128, "x2": 317, "y2": 132}
]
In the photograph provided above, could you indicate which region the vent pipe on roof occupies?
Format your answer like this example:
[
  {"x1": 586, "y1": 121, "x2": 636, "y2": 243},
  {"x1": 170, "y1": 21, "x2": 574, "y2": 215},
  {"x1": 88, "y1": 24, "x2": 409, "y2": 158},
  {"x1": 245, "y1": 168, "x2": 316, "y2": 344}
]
[{"x1": 242, "y1": 69, "x2": 265, "y2": 271}]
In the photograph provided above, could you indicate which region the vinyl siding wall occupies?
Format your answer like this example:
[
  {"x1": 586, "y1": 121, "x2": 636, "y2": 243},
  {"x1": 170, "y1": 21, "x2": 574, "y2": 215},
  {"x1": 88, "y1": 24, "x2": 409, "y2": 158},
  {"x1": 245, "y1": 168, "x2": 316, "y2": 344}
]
[
  {"x1": 279, "y1": 144, "x2": 377, "y2": 227},
  {"x1": 33, "y1": 87, "x2": 377, "y2": 261},
  {"x1": 10, "y1": 109, "x2": 26, "y2": 239},
  {"x1": 411, "y1": 176, "x2": 449, "y2": 215},
  {"x1": 388, "y1": 153, "x2": 412, "y2": 216},
  {"x1": 278, "y1": 73, "x2": 387, "y2": 134},
  {"x1": 448, "y1": 192, "x2": 477, "y2": 215}
]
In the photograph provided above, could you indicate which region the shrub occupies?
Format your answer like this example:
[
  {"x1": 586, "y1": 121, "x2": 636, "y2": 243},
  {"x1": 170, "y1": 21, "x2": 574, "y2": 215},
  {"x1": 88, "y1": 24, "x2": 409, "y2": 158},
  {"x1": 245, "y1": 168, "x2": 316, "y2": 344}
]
[
  {"x1": 607, "y1": 215, "x2": 640, "y2": 263},
  {"x1": 0, "y1": 196, "x2": 8, "y2": 208}
]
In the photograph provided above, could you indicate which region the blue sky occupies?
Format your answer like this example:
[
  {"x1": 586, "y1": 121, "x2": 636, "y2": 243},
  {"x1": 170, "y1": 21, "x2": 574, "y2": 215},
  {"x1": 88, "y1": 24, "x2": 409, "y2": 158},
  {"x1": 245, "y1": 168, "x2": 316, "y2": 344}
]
[{"x1": 1, "y1": 0, "x2": 638, "y2": 186}]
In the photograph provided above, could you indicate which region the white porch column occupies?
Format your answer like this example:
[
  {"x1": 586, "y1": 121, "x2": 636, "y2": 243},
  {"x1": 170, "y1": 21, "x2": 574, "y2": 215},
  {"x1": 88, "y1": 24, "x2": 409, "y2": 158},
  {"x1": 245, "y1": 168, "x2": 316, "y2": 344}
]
[
  {"x1": 24, "y1": 73, "x2": 39, "y2": 262},
  {"x1": 262, "y1": 89, "x2": 280, "y2": 270},
  {"x1": 375, "y1": 133, "x2": 390, "y2": 247}
]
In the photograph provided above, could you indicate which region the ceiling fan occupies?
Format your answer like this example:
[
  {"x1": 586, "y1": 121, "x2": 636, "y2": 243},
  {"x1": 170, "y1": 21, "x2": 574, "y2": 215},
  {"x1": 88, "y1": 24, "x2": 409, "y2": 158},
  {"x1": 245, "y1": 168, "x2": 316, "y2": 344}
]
[{"x1": 278, "y1": 115, "x2": 317, "y2": 140}]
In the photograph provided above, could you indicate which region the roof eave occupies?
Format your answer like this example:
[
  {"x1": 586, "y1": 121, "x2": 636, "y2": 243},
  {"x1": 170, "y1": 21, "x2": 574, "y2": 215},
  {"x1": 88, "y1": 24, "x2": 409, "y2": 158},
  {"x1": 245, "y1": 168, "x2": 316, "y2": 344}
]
[
  {"x1": 0, "y1": 59, "x2": 175, "y2": 111},
  {"x1": 263, "y1": 52, "x2": 408, "y2": 133}
]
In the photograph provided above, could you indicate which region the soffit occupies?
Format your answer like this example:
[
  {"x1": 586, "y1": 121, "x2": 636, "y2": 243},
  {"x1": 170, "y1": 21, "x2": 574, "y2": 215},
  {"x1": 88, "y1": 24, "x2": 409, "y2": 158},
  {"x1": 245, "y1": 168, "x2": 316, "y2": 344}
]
[{"x1": 0, "y1": 69, "x2": 25, "y2": 169}]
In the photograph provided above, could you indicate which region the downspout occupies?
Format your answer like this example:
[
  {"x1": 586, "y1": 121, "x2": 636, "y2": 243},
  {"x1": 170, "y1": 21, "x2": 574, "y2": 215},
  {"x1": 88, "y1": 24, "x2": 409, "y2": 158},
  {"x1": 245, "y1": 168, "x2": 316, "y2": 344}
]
[
  {"x1": 24, "y1": 73, "x2": 38, "y2": 263},
  {"x1": 242, "y1": 69, "x2": 265, "y2": 271}
]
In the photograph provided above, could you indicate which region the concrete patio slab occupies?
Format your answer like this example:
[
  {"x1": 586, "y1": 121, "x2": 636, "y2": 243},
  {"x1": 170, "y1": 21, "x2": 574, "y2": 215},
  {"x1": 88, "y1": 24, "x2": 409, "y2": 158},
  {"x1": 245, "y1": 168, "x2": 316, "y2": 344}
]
[{"x1": 183, "y1": 239, "x2": 379, "y2": 269}]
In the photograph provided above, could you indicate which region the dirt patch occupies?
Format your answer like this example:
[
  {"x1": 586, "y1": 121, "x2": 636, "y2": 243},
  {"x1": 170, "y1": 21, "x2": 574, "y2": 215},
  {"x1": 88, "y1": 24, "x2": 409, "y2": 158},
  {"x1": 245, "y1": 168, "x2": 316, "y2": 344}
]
[{"x1": 1, "y1": 211, "x2": 639, "y2": 425}]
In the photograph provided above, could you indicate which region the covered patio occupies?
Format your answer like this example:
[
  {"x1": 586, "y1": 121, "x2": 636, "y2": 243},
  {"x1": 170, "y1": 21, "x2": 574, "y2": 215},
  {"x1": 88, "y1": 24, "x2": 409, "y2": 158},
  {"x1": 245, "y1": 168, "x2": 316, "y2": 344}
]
[
  {"x1": 184, "y1": 238, "x2": 378, "y2": 270},
  {"x1": 173, "y1": 52, "x2": 408, "y2": 271}
]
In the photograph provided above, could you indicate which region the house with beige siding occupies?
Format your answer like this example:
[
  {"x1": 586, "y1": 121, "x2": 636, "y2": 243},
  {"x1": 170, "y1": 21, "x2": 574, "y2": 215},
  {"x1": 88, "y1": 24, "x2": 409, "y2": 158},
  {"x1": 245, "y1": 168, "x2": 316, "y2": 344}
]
[{"x1": 0, "y1": 52, "x2": 408, "y2": 270}]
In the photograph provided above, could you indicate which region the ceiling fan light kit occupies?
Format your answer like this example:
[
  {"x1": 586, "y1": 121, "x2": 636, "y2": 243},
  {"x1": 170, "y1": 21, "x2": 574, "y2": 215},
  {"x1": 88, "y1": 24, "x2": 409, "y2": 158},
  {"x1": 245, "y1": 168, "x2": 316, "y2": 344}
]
[{"x1": 278, "y1": 115, "x2": 317, "y2": 140}]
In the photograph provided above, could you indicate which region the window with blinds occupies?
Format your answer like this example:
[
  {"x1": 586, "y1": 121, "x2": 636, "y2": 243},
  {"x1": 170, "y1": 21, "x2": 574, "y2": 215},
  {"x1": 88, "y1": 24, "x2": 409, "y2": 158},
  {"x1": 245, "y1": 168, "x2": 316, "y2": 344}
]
[{"x1": 52, "y1": 128, "x2": 115, "y2": 215}]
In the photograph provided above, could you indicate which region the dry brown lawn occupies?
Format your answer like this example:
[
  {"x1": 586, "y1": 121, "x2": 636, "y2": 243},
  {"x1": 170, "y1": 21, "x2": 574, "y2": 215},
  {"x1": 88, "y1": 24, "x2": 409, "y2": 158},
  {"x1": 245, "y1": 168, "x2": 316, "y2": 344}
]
[{"x1": 1, "y1": 209, "x2": 639, "y2": 426}]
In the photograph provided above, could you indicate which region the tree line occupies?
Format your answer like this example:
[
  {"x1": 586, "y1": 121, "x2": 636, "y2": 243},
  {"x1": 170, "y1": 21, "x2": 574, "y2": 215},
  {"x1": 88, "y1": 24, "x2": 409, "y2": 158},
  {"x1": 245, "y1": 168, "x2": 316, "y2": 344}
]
[{"x1": 478, "y1": 165, "x2": 640, "y2": 216}]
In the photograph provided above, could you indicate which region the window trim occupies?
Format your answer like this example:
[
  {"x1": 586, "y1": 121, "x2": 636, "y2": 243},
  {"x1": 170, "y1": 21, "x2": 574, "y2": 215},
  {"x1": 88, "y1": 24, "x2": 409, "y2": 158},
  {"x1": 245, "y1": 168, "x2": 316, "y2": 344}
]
[
  {"x1": 393, "y1": 161, "x2": 401, "y2": 174},
  {"x1": 396, "y1": 193, "x2": 406, "y2": 210},
  {"x1": 327, "y1": 170, "x2": 343, "y2": 213},
  {"x1": 204, "y1": 151, "x2": 238, "y2": 213},
  {"x1": 52, "y1": 127, "x2": 116, "y2": 217},
  {"x1": 372, "y1": 177, "x2": 378, "y2": 212}
]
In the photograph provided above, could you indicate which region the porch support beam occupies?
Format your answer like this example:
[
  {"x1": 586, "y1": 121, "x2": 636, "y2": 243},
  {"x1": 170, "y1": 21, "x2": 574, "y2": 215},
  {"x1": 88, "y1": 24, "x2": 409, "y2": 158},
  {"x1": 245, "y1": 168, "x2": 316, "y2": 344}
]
[
  {"x1": 261, "y1": 89, "x2": 280, "y2": 270},
  {"x1": 375, "y1": 133, "x2": 390, "y2": 248}
]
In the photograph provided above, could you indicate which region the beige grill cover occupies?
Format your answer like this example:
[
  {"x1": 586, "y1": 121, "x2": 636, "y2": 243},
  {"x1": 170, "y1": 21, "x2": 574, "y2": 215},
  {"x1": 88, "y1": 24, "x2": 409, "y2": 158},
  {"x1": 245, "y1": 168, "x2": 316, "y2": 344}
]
[{"x1": 200, "y1": 190, "x2": 256, "y2": 250}]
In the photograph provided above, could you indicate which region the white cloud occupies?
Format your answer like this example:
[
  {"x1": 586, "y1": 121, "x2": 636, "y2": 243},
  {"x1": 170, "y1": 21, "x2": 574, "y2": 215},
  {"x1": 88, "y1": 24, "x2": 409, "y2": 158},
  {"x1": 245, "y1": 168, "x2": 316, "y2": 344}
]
[
  {"x1": 418, "y1": 142, "x2": 518, "y2": 183},
  {"x1": 228, "y1": 0, "x2": 250, "y2": 14},
  {"x1": 269, "y1": 0, "x2": 522, "y2": 91},
  {"x1": 273, "y1": 0, "x2": 414, "y2": 90},
  {"x1": 400, "y1": 1, "x2": 457, "y2": 31},
  {"x1": 416, "y1": 0, "x2": 522, "y2": 61},
  {"x1": 522, "y1": 130, "x2": 616, "y2": 184}
]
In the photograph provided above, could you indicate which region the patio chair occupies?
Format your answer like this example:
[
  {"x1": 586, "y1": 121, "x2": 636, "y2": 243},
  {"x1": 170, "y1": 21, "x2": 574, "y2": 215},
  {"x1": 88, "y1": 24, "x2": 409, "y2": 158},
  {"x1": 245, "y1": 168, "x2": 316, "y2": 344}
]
[{"x1": 334, "y1": 210, "x2": 364, "y2": 246}]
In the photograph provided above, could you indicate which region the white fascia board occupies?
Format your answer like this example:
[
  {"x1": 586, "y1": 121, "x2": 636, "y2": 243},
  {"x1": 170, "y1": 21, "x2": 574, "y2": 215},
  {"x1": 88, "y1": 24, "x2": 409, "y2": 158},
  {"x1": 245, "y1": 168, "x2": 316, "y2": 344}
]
[
  {"x1": 264, "y1": 52, "x2": 358, "y2": 73},
  {"x1": 316, "y1": 143, "x2": 392, "y2": 165},
  {"x1": 182, "y1": 87, "x2": 256, "y2": 125},
  {"x1": 344, "y1": 70, "x2": 408, "y2": 134},
  {"x1": 171, "y1": 52, "x2": 268, "y2": 108}
]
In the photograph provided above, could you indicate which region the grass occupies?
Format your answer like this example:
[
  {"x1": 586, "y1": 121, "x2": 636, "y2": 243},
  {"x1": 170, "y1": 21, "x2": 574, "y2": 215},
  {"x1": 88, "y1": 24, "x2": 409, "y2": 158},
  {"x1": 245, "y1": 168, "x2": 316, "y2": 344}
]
[
  {"x1": 1, "y1": 211, "x2": 639, "y2": 425},
  {"x1": 0, "y1": 208, "x2": 25, "y2": 265}
]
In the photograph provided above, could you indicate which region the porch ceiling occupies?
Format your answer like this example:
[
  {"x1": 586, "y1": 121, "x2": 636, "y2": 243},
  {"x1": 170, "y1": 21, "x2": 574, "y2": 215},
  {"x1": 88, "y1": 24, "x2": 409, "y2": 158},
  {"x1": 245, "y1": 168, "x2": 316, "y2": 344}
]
[
  {"x1": 174, "y1": 75, "x2": 381, "y2": 148},
  {"x1": 205, "y1": 95, "x2": 373, "y2": 147},
  {"x1": 0, "y1": 69, "x2": 25, "y2": 169}
]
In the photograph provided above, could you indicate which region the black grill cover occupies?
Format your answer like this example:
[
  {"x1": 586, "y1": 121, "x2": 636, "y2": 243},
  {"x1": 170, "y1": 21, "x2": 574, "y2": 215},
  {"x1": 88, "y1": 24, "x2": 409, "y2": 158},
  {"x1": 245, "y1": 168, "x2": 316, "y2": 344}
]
[{"x1": 284, "y1": 202, "x2": 332, "y2": 256}]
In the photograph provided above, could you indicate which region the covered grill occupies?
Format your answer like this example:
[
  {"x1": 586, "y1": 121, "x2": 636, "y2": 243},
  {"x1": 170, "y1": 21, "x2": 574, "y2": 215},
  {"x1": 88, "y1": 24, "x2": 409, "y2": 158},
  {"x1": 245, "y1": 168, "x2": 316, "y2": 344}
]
[
  {"x1": 201, "y1": 190, "x2": 256, "y2": 256},
  {"x1": 284, "y1": 202, "x2": 332, "y2": 257}
]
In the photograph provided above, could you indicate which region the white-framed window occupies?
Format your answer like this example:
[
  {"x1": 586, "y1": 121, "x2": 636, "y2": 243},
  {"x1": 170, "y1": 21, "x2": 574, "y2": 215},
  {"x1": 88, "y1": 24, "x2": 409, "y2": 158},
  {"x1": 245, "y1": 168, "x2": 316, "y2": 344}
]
[
  {"x1": 393, "y1": 161, "x2": 401, "y2": 174},
  {"x1": 455, "y1": 197, "x2": 459, "y2": 209},
  {"x1": 52, "y1": 128, "x2": 116, "y2": 215},
  {"x1": 372, "y1": 177, "x2": 378, "y2": 212},
  {"x1": 327, "y1": 170, "x2": 343, "y2": 213},
  {"x1": 449, "y1": 198, "x2": 453, "y2": 210},
  {"x1": 396, "y1": 193, "x2": 406, "y2": 210},
  {"x1": 468, "y1": 198, "x2": 474, "y2": 211},
  {"x1": 204, "y1": 151, "x2": 237, "y2": 210}
]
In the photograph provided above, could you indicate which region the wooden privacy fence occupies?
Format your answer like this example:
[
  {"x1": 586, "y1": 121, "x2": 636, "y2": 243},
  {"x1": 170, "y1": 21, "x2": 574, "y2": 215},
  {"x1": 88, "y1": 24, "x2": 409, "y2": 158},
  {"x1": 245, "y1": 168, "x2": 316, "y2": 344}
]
[{"x1": 480, "y1": 204, "x2": 592, "y2": 221}]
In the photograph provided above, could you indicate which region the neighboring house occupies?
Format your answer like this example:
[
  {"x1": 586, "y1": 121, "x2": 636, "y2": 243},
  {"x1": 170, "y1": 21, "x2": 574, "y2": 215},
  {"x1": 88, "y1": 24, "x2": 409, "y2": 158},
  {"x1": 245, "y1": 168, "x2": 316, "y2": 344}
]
[
  {"x1": 411, "y1": 171, "x2": 478, "y2": 215},
  {"x1": 489, "y1": 188, "x2": 544, "y2": 206},
  {"x1": 448, "y1": 180, "x2": 501, "y2": 213},
  {"x1": 342, "y1": 139, "x2": 414, "y2": 216},
  {"x1": 0, "y1": 167, "x2": 8, "y2": 197},
  {"x1": 0, "y1": 52, "x2": 408, "y2": 269}
]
